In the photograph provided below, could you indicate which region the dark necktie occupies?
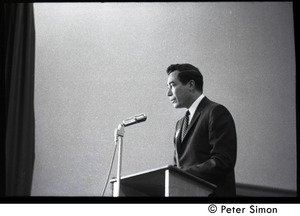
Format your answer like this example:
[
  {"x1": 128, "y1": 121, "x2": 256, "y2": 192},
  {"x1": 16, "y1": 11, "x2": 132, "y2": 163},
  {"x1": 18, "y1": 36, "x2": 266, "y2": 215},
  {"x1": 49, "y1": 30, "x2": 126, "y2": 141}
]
[{"x1": 181, "y1": 110, "x2": 190, "y2": 142}]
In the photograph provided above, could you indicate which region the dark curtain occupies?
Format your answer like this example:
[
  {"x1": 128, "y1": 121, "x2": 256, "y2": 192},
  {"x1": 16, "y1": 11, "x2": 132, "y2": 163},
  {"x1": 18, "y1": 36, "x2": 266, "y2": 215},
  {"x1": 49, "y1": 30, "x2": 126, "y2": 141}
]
[{"x1": 3, "y1": 3, "x2": 35, "y2": 196}]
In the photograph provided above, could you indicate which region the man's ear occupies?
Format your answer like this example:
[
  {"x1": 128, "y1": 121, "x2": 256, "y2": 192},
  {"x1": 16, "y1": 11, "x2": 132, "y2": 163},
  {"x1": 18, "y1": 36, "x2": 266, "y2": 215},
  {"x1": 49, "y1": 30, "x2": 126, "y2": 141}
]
[{"x1": 188, "y1": 80, "x2": 196, "y2": 91}]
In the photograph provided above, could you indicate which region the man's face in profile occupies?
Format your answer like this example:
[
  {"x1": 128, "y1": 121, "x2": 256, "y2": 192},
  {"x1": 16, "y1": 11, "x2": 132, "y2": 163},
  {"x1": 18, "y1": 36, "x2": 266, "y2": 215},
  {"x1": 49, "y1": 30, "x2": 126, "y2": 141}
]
[{"x1": 167, "y1": 71, "x2": 191, "y2": 109}]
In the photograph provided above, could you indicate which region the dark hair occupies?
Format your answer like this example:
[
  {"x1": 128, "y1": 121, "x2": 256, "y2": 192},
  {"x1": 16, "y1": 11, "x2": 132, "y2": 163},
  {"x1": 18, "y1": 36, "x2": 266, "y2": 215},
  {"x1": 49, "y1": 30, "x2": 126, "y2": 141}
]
[{"x1": 166, "y1": 63, "x2": 203, "y2": 92}]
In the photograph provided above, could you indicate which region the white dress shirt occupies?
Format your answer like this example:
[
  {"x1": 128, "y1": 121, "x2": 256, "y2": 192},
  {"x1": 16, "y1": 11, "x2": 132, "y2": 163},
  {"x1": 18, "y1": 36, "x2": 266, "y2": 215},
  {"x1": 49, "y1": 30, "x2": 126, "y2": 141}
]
[{"x1": 187, "y1": 94, "x2": 205, "y2": 124}]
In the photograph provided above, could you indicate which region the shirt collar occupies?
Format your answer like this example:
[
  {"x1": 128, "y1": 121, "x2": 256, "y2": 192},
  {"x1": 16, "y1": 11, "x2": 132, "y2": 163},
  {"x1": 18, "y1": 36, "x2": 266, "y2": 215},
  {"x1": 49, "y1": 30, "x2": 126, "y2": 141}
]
[{"x1": 187, "y1": 94, "x2": 204, "y2": 124}]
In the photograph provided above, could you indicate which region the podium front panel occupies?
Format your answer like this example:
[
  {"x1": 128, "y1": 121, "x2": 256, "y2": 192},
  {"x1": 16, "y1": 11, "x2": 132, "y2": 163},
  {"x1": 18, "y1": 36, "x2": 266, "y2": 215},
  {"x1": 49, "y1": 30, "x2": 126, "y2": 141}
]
[
  {"x1": 165, "y1": 169, "x2": 213, "y2": 197},
  {"x1": 111, "y1": 166, "x2": 216, "y2": 197}
]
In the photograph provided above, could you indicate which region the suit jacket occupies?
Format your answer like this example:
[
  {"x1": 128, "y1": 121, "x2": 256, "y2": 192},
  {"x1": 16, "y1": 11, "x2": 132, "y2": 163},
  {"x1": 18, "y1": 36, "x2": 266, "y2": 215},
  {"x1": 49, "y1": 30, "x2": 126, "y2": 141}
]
[{"x1": 174, "y1": 96, "x2": 237, "y2": 197}]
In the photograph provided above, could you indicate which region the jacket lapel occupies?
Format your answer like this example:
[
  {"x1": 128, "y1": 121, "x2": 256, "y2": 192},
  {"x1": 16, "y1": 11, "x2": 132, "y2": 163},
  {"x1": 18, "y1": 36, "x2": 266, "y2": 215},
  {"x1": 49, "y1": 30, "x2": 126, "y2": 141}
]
[{"x1": 181, "y1": 96, "x2": 209, "y2": 143}]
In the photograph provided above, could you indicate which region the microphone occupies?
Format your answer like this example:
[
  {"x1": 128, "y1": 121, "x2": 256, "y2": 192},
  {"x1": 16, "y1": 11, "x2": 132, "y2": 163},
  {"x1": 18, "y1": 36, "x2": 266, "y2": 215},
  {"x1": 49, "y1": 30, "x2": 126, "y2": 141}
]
[{"x1": 122, "y1": 113, "x2": 147, "y2": 127}]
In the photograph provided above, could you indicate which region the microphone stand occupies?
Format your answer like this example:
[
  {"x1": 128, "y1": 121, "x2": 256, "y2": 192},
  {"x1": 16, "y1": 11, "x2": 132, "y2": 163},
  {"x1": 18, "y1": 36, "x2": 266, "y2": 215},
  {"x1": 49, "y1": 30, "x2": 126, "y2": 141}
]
[{"x1": 114, "y1": 123, "x2": 125, "y2": 197}]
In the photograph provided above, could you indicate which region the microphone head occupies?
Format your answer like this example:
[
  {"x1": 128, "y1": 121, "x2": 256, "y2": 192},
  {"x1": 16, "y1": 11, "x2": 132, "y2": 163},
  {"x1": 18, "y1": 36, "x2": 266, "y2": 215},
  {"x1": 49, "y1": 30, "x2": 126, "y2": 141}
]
[
  {"x1": 135, "y1": 113, "x2": 147, "y2": 122},
  {"x1": 123, "y1": 113, "x2": 147, "y2": 127}
]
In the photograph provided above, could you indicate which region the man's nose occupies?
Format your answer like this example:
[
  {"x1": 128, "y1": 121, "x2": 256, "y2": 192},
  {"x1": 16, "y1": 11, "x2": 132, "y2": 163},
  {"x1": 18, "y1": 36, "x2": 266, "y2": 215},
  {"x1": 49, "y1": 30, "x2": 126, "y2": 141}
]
[{"x1": 166, "y1": 88, "x2": 172, "y2": 97}]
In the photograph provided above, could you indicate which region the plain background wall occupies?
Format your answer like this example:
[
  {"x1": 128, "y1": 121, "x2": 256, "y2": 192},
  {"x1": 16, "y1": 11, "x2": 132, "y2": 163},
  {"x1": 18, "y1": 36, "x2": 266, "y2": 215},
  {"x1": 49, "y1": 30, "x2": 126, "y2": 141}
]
[{"x1": 31, "y1": 2, "x2": 296, "y2": 196}]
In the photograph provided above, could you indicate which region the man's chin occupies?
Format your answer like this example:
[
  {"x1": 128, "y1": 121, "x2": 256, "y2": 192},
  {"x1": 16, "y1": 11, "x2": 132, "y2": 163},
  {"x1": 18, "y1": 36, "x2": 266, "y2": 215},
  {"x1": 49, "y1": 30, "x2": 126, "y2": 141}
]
[{"x1": 173, "y1": 103, "x2": 181, "y2": 108}]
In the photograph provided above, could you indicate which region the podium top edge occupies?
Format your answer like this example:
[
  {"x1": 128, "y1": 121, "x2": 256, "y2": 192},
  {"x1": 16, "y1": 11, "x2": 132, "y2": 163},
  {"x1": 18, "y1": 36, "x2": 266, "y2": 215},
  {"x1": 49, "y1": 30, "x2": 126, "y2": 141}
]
[
  {"x1": 110, "y1": 165, "x2": 170, "y2": 182},
  {"x1": 167, "y1": 166, "x2": 216, "y2": 189}
]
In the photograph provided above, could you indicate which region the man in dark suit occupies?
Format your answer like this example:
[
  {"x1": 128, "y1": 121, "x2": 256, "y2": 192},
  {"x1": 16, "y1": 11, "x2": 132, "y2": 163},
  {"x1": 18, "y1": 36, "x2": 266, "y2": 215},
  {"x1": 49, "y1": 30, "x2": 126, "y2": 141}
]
[{"x1": 166, "y1": 63, "x2": 237, "y2": 197}]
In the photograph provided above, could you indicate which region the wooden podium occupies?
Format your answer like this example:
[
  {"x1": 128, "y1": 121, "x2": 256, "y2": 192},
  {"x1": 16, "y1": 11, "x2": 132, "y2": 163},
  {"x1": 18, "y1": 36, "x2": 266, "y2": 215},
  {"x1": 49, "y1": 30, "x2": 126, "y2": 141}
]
[{"x1": 110, "y1": 165, "x2": 216, "y2": 197}]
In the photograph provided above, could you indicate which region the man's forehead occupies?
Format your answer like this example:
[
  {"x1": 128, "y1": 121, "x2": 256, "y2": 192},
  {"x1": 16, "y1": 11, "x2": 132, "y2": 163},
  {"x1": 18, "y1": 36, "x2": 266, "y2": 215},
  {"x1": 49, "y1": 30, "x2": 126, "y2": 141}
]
[{"x1": 167, "y1": 71, "x2": 179, "y2": 83}]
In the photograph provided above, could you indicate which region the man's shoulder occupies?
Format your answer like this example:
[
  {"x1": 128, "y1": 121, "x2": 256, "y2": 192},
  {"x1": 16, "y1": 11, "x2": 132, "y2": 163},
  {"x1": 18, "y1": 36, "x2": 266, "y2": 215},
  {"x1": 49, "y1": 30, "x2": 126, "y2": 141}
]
[
  {"x1": 200, "y1": 97, "x2": 221, "y2": 108},
  {"x1": 201, "y1": 97, "x2": 230, "y2": 114}
]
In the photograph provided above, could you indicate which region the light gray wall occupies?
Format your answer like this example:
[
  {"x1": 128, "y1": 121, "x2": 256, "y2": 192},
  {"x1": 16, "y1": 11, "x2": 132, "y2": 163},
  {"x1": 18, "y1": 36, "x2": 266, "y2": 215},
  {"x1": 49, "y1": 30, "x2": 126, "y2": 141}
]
[{"x1": 31, "y1": 2, "x2": 296, "y2": 196}]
